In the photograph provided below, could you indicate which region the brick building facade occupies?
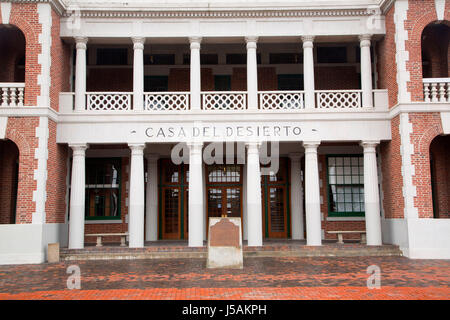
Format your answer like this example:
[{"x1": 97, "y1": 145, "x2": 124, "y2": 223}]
[{"x1": 0, "y1": 0, "x2": 449, "y2": 264}]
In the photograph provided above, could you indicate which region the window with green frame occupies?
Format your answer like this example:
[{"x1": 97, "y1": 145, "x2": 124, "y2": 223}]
[
  {"x1": 85, "y1": 158, "x2": 122, "y2": 220},
  {"x1": 327, "y1": 155, "x2": 365, "y2": 217}
]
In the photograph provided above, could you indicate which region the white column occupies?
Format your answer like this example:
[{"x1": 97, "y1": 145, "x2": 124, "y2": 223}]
[
  {"x1": 187, "y1": 142, "x2": 204, "y2": 247},
  {"x1": 128, "y1": 143, "x2": 145, "y2": 248},
  {"x1": 202, "y1": 162, "x2": 207, "y2": 241},
  {"x1": 190, "y1": 37, "x2": 202, "y2": 110},
  {"x1": 303, "y1": 141, "x2": 321, "y2": 246},
  {"x1": 246, "y1": 142, "x2": 263, "y2": 246},
  {"x1": 302, "y1": 36, "x2": 315, "y2": 109},
  {"x1": 68, "y1": 143, "x2": 88, "y2": 249},
  {"x1": 145, "y1": 153, "x2": 159, "y2": 241},
  {"x1": 242, "y1": 161, "x2": 248, "y2": 241},
  {"x1": 74, "y1": 37, "x2": 88, "y2": 111},
  {"x1": 289, "y1": 153, "x2": 304, "y2": 240},
  {"x1": 360, "y1": 34, "x2": 374, "y2": 108},
  {"x1": 361, "y1": 141, "x2": 382, "y2": 245},
  {"x1": 246, "y1": 36, "x2": 258, "y2": 110},
  {"x1": 132, "y1": 37, "x2": 145, "y2": 111}
]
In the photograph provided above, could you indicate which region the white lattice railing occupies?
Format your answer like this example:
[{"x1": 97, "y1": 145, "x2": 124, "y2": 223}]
[
  {"x1": 258, "y1": 91, "x2": 304, "y2": 110},
  {"x1": 201, "y1": 92, "x2": 247, "y2": 110},
  {"x1": 315, "y1": 90, "x2": 363, "y2": 109},
  {"x1": 144, "y1": 92, "x2": 190, "y2": 111},
  {"x1": 86, "y1": 92, "x2": 132, "y2": 111},
  {"x1": 423, "y1": 78, "x2": 450, "y2": 103},
  {"x1": 0, "y1": 83, "x2": 25, "y2": 107}
]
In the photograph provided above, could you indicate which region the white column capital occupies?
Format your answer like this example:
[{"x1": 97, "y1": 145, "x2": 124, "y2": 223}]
[
  {"x1": 245, "y1": 141, "x2": 262, "y2": 152},
  {"x1": 129, "y1": 143, "x2": 146, "y2": 155},
  {"x1": 289, "y1": 152, "x2": 303, "y2": 161},
  {"x1": 302, "y1": 35, "x2": 315, "y2": 47},
  {"x1": 303, "y1": 141, "x2": 320, "y2": 151},
  {"x1": 360, "y1": 140, "x2": 380, "y2": 151},
  {"x1": 359, "y1": 34, "x2": 372, "y2": 47},
  {"x1": 187, "y1": 141, "x2": 203, "y2": 152},
  {"x1": 69, "y1": 143, "x2": 88, "y2": 155},
  {"x1": 75, "y1": 37, "x2": 88, "y2": 49},
  {"x1": 132, "y1": 37, "x2": 145, "y2": 49},
  {"x1": 189, "y1": 36, "x2": 202, "y2": 48},
  {"x1": 145, "y1": 153, "x2": 160, "y2": 162},
  {"x1": 245, "y1": 36, "x2": 258, "y2": 48}
]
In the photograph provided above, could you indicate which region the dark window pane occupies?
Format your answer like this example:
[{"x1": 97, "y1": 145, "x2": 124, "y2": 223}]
[
  {"x1": 97, "y1": 48, "x2": 128, "y2": 65},
  {"x1": 317, "y1": 47, "x2": 347, "y2": 63},
  {"x1": 269, "y1": 53, "x2": 302, "y2": 64},
  {"x1": 277, "y1": 74, "x2": 303, "y2": 90},
  {"x1": 144, "y1": 54, "x2": 175, "y2": 65}
]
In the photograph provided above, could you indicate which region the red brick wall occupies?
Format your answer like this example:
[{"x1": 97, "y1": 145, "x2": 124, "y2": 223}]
[
  {"x1": 50, "y1": 8, "x2": 71, "y2": 111},
  {"x1": 5, "y1": 118, "x2": 40, "y2": 224},
  {"x1": 87, "y1": 68, "x2": 133, "y2": 92},
  {"x1": 45, "y1": 120, "x2": 68, "y2": 223},
  {"x1": 0, "y1": 140, "x2": 19, "y2": 224},
  {"x1": 380, "y1": 116, "x2": 404, "y2": 219},
  {"x1": 376, "y1": 4, "x2": 398, "y2": 108},
  {"x1": 404, "y1": 0, "x2": 450, "y2": 101},
  {"x1": 409, "y1": 113, "x2": 443, "y2": 218},
  {"x1": 1, "y1": 3, "x2": 42, "y2": 106},
  {"x1": 318, "y1": 155, "x2": 366, "y2": 240},
  {"x1": 315, "y1": 66, "x2": 360, "y2": 90},
  {"x1": 430, "y1": 135, "x2": 450, "y2": 218},
  {"x1": 84, "y1": 157, "x2": 129, "y2": 243}
]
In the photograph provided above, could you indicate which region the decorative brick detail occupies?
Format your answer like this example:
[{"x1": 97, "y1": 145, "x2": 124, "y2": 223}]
[
  {"x1": 380, "y1": 116, "x2": 405, "y2": 219},
  {"x1": 409, "y1": 113, "x2": 443, "y2": 218},
  {"x1": 5, "y1": 117, "x2": 39, "y2": 224}
]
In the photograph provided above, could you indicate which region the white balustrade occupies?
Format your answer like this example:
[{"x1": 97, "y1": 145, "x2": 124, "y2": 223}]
[
  {"x1": 316, "y1": 90, "x2": 363, "y2": 109},
  {"x1": 201, "y1": 92, "x2": 247, "y2": 110},
  {"x1": 86, "y1": 92, "x2": 132, "y2": 111},
  {"x1": 259, "y1": 91, "x2": 304, "y2": 110},
  {"x1": 144, "y1": 92, "x2": 190, "y2": 111},
  {"x1": 423, "y1": 78, "x2": 449, "y2": 103},
  {"x1": 0, "y1": 83, "x2": 25, "y2": 107}
]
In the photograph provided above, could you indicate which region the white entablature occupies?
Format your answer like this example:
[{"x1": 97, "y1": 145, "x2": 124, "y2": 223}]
[{"x1": 56, "y1": 0, "x2": 386, "y2": 40}]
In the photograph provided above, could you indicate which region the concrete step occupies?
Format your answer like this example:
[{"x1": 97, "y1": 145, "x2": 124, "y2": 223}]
[{"x1": 60, "y1": 244, "x2": 402, "y2": 261}]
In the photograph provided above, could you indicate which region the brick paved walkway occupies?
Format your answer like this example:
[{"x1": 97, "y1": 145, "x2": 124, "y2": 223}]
[{"x1": 0, "y1": 256, "x2": 449, "y2": 300}]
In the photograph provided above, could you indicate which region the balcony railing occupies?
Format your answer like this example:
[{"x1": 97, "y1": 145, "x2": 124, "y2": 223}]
[
  {"x1": 423, "y1": 78, "x2": 450, "y2": 103},
  {"x1": 259, "y1": 91, "x2": 304, "y2": 110},
  {"x1": 201, "y1": 91, "x2": 247, "y2": 110},
  {"x1": 316, "y1": 90, "x2": 363, "y2": 109},
  {"x1": 59, "y1": 89, "x2": 388, "y2": 113},
  {"x1": 0, "y1": 83, "x2": 25, "y2": 107},
  {"x1": 144, "y1": 92, "x2": 190, "y2": 111}
]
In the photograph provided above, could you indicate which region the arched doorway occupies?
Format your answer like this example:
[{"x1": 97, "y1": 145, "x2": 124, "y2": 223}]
[
  {"x1": 0, "y1": 140, "x2": 19, "y2": 224},
  {"x1": 421, "y1": 22, "x2": 449, "y2": 79},
  {"x1": 0, "y1": 25, "x2": 26, "y2": 83},
  {"x1": 430, "y1": 135, "x2": 450, "y2": 219}
]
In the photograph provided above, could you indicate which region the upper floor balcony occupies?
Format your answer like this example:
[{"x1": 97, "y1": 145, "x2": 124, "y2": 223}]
[{"x1": 58, "y1": 35, "x2": 389, "y2": 115}]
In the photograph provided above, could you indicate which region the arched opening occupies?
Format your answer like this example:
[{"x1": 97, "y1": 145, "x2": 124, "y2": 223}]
[
  {"x1": 430, "y1": 135, "x2": 450, "y2": 219},
  {"x1": 0, "y1": 140, "x2": 19, "y2": 224},
  {"x1": 0, "y1": 25, "x2": 26, "y2": 83},
  {"x1": 421, "y1": 21, "x2": 450, "y2": 79}
]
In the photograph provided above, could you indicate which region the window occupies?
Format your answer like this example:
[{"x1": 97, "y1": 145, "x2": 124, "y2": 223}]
[
  {"x1": 96, "y1": 48, "x2": 128, "y2": 65},
  {"x1": 317, "y1": 47, "x2": 347, "y2": 63},
  {"x1": 85, "y1": 158, "x2": 121, "y2": 220},
  {"x1": 144, "y1": 54, "x2": 175, "y2": 65},
  {"x1": 269, "y1": 53, "x2": 302, "y2": 64},
  {"x1": 226, "y1": 53, "x2": 261, "y2": 64},
  {"x1": 327, "y1": 155, "x2": 365, "y2": 217},
  {"x1": 182, "y1": 54, "x2": 219, "y2": 65}
]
